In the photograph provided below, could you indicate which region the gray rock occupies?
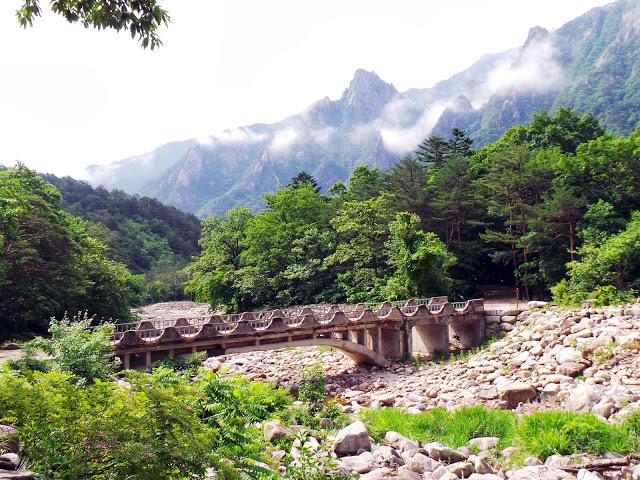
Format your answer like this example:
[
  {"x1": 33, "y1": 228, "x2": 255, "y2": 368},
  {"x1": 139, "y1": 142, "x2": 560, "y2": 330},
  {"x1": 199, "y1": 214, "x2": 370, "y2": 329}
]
[
  {"x1": 564, "y1": 385, "x2": 602, "y2": 412},
  {"x1": 407, "y1": 453, "x2": 442, "y2": 474},
  {"x1": 425, "y1": 443, "x2": 469, "y2": 463},
  {"x1": 447, "y1": 461, "x2": 474, "y2": 478},
  {"x1": 0, "y1": 453, "x2": 20, "y2": 470},
  {"x1": 263, "y1": 419, "x2": 294, "y2": 443},
  {"x1": 432, "y1": 466, "x2": 449, "y2": 480},
  {"x1": 591, "y1": 398, "x2": 616, "y2": 418},
  {"x1": 477, "y1": 387, "x2": 499, "y2": 401},
  {"x1": 360, "y1": 467, "x2": 394, "y2": 480},
  {"x1": 372, "y1": 445, "x2": 404, "y2": 468},
  {"x1": 340, "y1": 451, "x2": 374, "y2": 473},
  {"x1": 2, "y1": 343, "x2": 20, "y2": 350},
  {"x1": 544, "y1": 455, "x2": 572, "y2": 468},
  {"x1": 0, "y1": 425, "x2": 19, "y2": 453},
  {"x1": 468, "y1": 437, "x2": 500, "y2": 451},
  {"x1": 497, "y1": 382, "x2": 537, "y2": 409},
  {"x1": 0, "y1": 471, "x2": 35, "y2": 480},
  {"x1": 334, "y1": 421, "x2": 372, "y2": 456},
  {"x1": 372, "y1": 393, "x2": 396, "y2": 406},
  {"x1": 528, "y1": 301, "x2": 548, "y2": 309},
  {"x1": 555, "y1": 348, "x2": 583, "y2": 365},
  {"x1": 398, "y1": 468, "x2": 424, "y2": 480},
  {"x1": 473, "y1": 456, "x2": 494, "y2": 475},
  {"x1": 524, "y1": 457, "x2": 543, "y2": 466},
  {"x1": 576, "y1": 469, "x2": 602, "y2": 480},
  {"x1": 557, "y1": 362, "x2": 586, "y2": 377},
  {"x1": 510, "y1": 466, "x2": 575, "y2": 480}
]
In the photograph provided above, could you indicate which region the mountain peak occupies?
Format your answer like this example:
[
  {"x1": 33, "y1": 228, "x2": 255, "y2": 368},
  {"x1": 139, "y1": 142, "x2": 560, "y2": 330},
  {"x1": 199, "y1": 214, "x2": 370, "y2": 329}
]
[
  {"x1": 340, "y1": 69, "x2": 398, "y2": 122},
  {"x1": 524, "y1": 26, "x2": 550, "y2": 47}
]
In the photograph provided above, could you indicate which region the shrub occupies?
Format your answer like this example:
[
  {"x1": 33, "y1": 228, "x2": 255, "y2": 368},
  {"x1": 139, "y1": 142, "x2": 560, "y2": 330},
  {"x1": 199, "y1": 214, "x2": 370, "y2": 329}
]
[
  {"x1": 298, "y1": 364, "x2": 327, "y2": 412},
  {"x1": 154, "y1": 351, "x2": 206, "y2": 373},
  {"x1": 29, "y1": 312, "x2": 117, "y2": 383},
  {"x1": 0, "y1": 370, "x2": 215, "y2": 479}
]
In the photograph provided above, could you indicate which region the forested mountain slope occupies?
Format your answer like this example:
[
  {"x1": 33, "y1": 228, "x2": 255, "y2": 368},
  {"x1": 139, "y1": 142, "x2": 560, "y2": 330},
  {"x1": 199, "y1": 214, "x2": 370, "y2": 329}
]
[{"x1": 42, "y1": 174, "x2": 201, "y2": 274}]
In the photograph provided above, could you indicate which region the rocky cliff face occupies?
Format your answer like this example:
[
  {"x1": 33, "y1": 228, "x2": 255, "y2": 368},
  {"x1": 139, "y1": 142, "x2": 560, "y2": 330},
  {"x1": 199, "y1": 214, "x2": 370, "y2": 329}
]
[{"x1": 89, "y1": 0, "x2": 640, "y2": 216}]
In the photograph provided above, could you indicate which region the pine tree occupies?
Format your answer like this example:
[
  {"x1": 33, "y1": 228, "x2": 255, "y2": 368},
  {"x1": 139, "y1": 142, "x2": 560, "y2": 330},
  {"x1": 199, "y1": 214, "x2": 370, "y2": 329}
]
[{"x1": 289, "y1": 171, "x2": 320, "y2": 193}]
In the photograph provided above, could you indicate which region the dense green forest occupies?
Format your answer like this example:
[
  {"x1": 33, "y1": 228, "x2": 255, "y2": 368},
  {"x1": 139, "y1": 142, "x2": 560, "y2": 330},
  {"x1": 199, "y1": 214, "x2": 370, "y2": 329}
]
[
  {"x1": 187, "y1": 108, "x2": 640, "y2": 311},
  {"x1": 0, "y1": 168, "x2": 201, "y2": 339},
  {"x1": 42, "y1": 174, "x2": 201, "y2": 303}
]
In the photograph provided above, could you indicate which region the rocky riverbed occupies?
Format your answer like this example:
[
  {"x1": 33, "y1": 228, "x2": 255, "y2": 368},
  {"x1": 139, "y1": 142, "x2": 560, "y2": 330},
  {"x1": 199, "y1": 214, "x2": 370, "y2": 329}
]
[
  {"x1": 208, "y1": 303, "x2": 640, "y2": 420},
  {"x1": 200, "y1": 302, "x2": 640, "y2": 480}
]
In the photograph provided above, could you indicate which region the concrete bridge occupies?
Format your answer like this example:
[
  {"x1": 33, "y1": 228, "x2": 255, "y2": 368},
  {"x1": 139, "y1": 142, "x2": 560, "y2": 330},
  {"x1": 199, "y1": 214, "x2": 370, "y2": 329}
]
[{"x1": 114, "y1": 297, "x2": 485, "y2": 369}]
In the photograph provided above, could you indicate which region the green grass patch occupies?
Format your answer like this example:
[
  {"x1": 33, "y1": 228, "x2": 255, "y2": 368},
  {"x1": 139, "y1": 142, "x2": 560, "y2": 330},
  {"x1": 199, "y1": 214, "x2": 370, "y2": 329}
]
[
  {"x1": 361, "y1": 406, "x2": 516, "y2": 449},
  {"x1": 360, "y1": 407, "x2": 640, "y2": 460}
]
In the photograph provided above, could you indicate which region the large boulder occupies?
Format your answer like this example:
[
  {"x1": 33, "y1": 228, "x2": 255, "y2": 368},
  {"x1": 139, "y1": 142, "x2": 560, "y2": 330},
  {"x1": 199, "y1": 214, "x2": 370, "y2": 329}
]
[
  {"x1": 334, "y1": 421, "x2": 371, "y2": 456},
  {"x1": 497, "y1": 382, "x2": 537, "y2": 409},
  {"x1": 263, "y1": 419, "x2": 294, "y2": 443}
]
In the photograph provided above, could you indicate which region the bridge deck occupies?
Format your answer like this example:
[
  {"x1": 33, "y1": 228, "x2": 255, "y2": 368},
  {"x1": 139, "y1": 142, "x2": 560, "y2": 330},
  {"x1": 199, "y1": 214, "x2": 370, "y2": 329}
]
[{"x1": 114, "y1": 297, "x2": 485, "y2": 369}]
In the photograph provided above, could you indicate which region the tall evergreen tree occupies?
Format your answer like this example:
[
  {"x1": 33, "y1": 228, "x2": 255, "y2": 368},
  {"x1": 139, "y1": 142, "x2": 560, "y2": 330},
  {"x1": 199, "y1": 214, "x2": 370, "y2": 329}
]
[{"x1": 289, "y1": 171, "x2": 320, "y2": 193}]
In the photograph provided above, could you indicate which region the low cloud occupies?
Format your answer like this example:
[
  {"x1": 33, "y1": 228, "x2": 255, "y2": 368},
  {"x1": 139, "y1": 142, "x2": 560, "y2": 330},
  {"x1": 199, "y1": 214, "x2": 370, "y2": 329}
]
[
  {"x1": 378, "y1": 101, "x2": 449, "y2": 156},
  {"x1": 200, "y1": 127, "x2": 268, "y2": 146},
  {"x1": 471, "y1": 36, "x2": 565, "y2": 107},
  {"x1": 269, "y1": 127, "x2": 300, "y2": 153}
]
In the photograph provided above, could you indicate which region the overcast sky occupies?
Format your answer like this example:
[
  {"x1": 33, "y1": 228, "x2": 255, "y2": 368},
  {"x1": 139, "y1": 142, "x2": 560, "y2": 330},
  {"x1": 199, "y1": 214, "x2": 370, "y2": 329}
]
[{"x1": 0, "y1": 0, "x2": 612, "y2": 178}]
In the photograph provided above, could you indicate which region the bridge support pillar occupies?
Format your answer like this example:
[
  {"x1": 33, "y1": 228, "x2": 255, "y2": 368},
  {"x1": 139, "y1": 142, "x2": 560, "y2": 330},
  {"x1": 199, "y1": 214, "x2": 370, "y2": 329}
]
[
  {"x1": 365, "y1": 328, "x2": 378, "y2": 351},
  {"x1": 411, "y1": 324, "x2": 449, "y2": 358},
  {"x1": 145, "y1": 351, "x2": 152, "y2": 369},
  {"x1": 123, "y1": 353, "x2": 130, "y2": 370},
  {"x1": 378, "y1": 327, "x2": 403, "y2": 360},
  {"x1": 449, "y1": 316, "x2": 486, "y2": 349}
]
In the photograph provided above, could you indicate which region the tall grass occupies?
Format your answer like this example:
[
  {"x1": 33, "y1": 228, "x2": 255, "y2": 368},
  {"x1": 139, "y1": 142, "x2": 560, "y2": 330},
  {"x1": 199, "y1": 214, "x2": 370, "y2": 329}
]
[
  {"x1": 360, "y1": 407, "x2": 640, "y2": 461},
  {"x1": 361, "y1": 406, "x2": 516, "y2": 449}
]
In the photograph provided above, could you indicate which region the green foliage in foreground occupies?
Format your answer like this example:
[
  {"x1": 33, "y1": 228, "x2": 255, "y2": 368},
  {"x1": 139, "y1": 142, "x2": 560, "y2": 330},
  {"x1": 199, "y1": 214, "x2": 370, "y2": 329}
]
[
  {"x1": 360, "y1": 407, "x2": 640, "y2": 461},
  {"x1": 0, "y1": 366, "x2": 294, "y2": 480}
]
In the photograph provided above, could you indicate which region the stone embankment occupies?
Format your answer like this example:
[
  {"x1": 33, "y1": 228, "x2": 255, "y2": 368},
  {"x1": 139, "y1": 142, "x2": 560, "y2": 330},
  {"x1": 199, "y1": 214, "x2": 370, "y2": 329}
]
[{"x1": 208, "y1": 303, "x2": 640, "y2": 420}]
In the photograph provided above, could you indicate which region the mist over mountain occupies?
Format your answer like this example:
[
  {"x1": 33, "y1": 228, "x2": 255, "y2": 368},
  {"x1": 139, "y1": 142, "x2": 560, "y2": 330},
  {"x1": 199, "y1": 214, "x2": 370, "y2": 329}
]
[{"x1": 87, "y1": 0, "x2": 640, "y2": 217}]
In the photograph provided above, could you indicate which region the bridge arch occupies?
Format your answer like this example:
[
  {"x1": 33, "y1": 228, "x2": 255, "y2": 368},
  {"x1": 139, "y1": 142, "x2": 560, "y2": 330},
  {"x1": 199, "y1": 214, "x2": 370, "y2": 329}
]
[{"x1": 223, "y1": 337, "x2": 388, "y2": 367}]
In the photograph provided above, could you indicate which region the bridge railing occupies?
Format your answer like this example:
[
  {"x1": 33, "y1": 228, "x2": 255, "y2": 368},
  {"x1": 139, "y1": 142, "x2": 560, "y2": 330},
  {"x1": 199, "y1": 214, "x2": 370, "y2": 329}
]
[{"x1": 111, "y1": 297, "x2": 483, "y2": 342}]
